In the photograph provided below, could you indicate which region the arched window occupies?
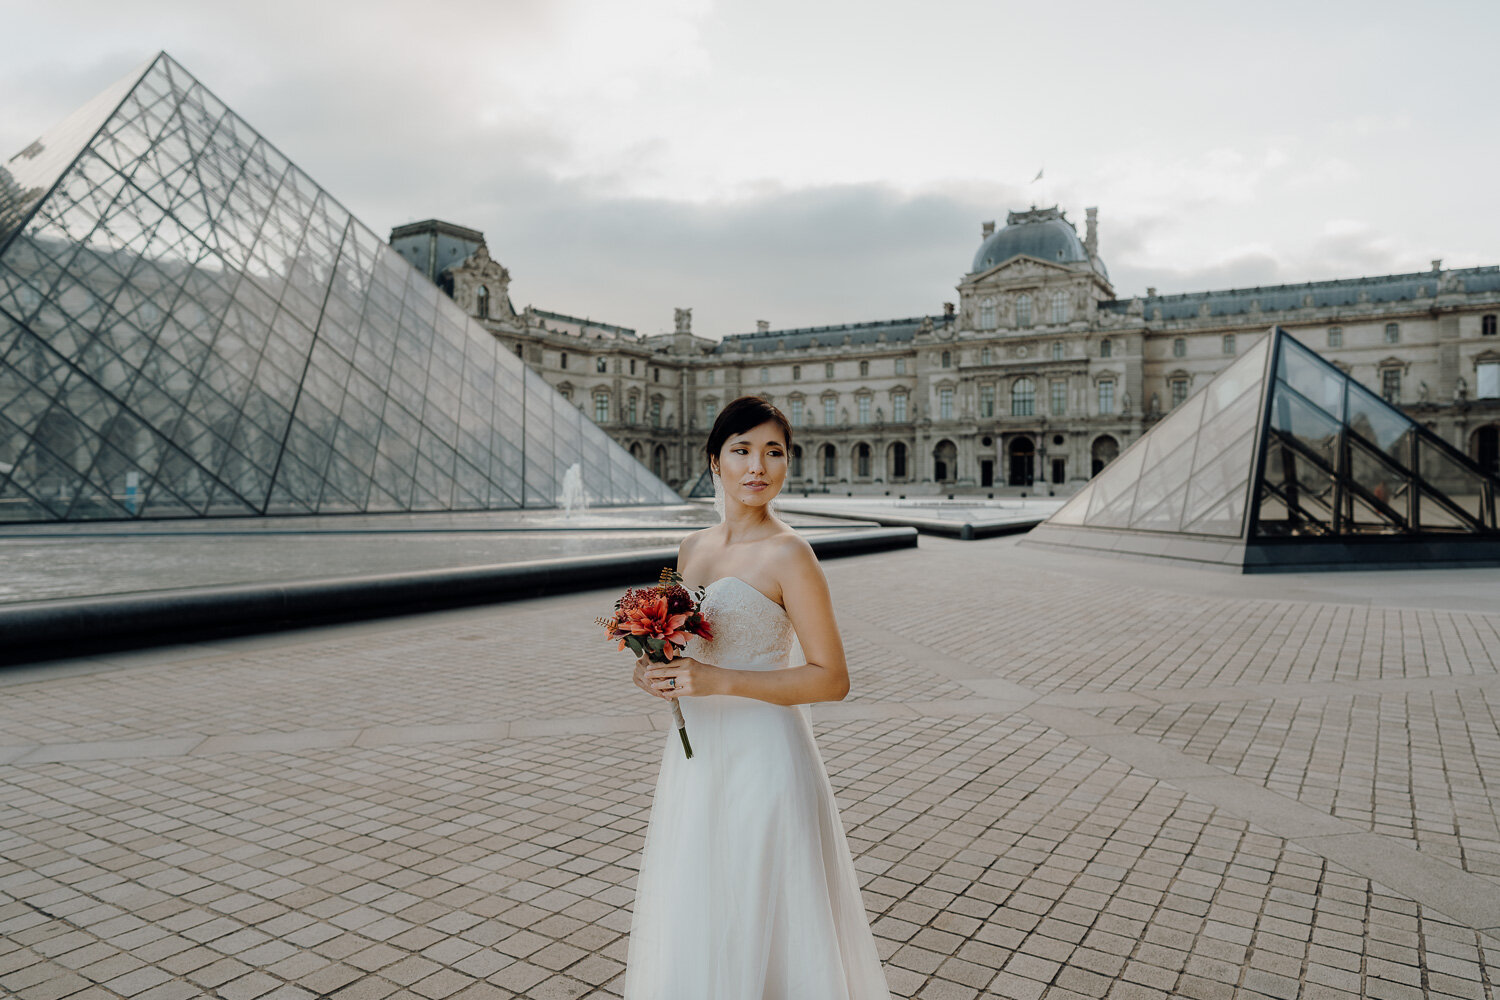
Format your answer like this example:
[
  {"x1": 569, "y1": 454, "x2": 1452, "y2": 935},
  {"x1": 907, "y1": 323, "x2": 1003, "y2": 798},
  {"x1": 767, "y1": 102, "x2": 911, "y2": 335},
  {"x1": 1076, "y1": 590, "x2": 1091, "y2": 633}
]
[
  {"x1": 941, "y1": 350, "x2": 951, "y2": 368},
  {"x1": 855, "y1": 443, "x2": 871, "y2": 478},
  {"x1": 1100, "y1": 339, "x2": 1113, "y2": 358},
  {"x1": 859, "y1": 360, "x2": 869, "y2": 377},
  {"x1": 1011, "y1": 377, "x2": 1036, "y2": 416},
  {"x1": 891, "y1": 441, "x2": 907, "y2": 479},
  {"x1": 933, "y1": 440, "x2": 957, "y2": 482},
  {"x1": 823, "y1": 444, "x2": 837, "y2": 479},
  {"x1": 1017, "y1": 294, "x2": 1033, "y2": 327},
  {"x1": 979, "y1": 297, "x2": 996, "y2": 329},
  {"x1": 476, "y1": 285, "x2": 489, "y2": 318},
  {"x1": 1051, "y1": 290, "x2": 1068, "y2": 324}
]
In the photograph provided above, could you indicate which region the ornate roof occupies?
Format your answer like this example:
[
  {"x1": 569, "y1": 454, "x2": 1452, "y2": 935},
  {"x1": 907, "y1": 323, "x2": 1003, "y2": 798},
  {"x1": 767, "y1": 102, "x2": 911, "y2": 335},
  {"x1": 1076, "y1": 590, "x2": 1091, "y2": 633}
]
[{"x1": 971, "y1": 207, "x2": 1090, "y2": 274}]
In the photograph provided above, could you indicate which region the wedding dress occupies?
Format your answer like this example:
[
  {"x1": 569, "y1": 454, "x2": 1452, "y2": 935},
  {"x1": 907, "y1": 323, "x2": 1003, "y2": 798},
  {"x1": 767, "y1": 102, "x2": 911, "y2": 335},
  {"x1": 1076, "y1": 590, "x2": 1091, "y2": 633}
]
[{"x1": 623, "y1": 575, "x2": 892, "y2": 1000}]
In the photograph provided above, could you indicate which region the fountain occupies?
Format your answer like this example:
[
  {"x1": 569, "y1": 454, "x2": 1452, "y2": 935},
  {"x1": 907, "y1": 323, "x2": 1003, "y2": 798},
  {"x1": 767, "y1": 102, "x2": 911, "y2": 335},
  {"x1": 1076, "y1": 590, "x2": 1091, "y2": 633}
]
[{"x1": 559, "y1": 463, "x2": 587, "y2": 517}]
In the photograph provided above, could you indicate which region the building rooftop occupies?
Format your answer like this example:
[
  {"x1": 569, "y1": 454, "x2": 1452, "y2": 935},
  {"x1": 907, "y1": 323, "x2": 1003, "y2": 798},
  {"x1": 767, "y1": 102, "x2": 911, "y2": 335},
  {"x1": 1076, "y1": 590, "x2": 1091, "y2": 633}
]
[
  {"x1": 714, "y1": 315, "x2": 948, "y2": 354},
  {"x1": 1102, "y1": 264, "x2": 1500, "y2": 320}
]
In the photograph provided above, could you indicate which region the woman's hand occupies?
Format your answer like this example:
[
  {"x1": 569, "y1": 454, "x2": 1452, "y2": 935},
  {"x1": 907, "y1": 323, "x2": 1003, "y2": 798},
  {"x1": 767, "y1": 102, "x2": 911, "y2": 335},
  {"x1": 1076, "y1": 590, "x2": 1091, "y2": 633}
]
[{"x1": 641, "y1": 655, "x2": 722, "y2": 700}]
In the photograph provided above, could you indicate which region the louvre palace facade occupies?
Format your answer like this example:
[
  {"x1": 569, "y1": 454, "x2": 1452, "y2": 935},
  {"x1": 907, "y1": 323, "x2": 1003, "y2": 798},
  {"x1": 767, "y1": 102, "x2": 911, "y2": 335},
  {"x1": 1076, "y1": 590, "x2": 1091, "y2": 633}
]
[{"x1": 415, "y1": 207, "x2": 1500, "y2": 496}]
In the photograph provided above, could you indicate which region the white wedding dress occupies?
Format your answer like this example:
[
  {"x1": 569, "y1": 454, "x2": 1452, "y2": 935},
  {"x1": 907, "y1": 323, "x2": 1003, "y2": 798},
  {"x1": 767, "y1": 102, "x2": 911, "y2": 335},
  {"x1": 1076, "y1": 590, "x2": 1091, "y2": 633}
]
[{"x1": 623, "y1": 575, "x2": 892, "y2": 1000}]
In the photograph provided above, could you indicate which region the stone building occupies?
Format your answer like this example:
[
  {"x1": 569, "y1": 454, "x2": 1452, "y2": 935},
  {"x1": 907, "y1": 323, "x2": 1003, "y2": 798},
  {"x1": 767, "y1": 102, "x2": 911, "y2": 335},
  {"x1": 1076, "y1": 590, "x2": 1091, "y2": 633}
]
[{"x1": 399, "y1": 209, "x2": 1500, "y2": 495}]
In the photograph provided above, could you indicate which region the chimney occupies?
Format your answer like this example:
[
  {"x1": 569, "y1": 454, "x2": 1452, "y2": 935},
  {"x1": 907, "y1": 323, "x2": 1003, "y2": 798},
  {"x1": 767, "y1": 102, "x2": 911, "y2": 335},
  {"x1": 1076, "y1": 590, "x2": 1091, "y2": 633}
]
[
  {"x1": 981, "y1": 221, "x2": 995, "y2": 238},
  {"x1": 1084, "y1": 207, "x2": 1098, "y2": 257},
  {"x1": 756, "y1": 320, "x2": 770, "y2": 333},
  {"x1": 1146, "y1": 287, "x2": 1157, "y2": 297},
  {"x1": 1431, "y1": 259, "x2": 1442, "y2": 272}
]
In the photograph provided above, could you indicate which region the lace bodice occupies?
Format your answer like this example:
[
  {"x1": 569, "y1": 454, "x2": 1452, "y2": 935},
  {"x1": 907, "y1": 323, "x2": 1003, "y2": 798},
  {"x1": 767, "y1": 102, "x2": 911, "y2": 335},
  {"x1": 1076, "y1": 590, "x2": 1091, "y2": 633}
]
[{"x1": 689, "y1": 576, "x2": 795, "y2": 671}]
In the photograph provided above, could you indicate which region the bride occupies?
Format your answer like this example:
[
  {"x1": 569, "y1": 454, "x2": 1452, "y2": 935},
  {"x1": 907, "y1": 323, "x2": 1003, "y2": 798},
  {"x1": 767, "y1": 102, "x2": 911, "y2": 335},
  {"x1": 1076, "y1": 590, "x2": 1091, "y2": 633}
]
[{"x1": 622, "y1": 396, "x2": 893, "y2": 999}]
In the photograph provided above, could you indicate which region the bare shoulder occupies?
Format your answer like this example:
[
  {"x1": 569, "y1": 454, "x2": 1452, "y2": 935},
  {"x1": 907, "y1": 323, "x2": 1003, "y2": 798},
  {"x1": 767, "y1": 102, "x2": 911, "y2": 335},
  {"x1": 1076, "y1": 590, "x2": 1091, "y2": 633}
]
[
  {"x1": 676, "y1": 526, "x2": 717, "y2": 575},
  {"x1": 770, "y1": 528, "x2": 821, "y2": 581}
]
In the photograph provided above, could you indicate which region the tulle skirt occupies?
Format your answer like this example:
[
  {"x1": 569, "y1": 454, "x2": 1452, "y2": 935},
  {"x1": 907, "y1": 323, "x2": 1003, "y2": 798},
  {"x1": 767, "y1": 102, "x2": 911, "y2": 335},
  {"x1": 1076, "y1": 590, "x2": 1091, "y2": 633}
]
[{"x1": 623, "y1": 690, "x2": 892, "y2": 1000}]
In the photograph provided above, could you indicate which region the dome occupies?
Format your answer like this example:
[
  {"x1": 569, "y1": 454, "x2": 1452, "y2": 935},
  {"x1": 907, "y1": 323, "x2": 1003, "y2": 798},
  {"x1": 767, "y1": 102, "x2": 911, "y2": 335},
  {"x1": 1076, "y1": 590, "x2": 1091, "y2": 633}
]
[{"x1": 971, "y1": 206, "x2": 1089, "y2": 274}]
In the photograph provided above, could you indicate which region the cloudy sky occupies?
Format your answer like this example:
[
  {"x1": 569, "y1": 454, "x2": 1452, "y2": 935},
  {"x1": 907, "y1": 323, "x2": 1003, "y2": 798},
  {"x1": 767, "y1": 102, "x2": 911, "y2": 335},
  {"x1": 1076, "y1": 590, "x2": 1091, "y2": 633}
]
[{"x1": 3, "y1": 0, "x2": 1497, "y2": 338}]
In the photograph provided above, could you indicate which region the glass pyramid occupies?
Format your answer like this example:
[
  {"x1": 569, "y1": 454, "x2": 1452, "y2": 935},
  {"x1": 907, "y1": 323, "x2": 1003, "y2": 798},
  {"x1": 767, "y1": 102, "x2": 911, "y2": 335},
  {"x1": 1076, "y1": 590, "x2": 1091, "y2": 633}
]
[
  {"x1": 1032, "y1": 327, "x2": 1499, "y2": 568},
  {"x1": 0, "y1": 53, "x2": 678, "y2": 522}
]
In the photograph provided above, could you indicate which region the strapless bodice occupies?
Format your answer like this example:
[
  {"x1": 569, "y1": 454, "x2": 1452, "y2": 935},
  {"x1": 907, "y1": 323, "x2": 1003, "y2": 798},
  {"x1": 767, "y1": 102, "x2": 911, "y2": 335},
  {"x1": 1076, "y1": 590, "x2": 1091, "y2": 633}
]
[{"x1": 688, "y1": 576, "x2": 795, "y2": 670}]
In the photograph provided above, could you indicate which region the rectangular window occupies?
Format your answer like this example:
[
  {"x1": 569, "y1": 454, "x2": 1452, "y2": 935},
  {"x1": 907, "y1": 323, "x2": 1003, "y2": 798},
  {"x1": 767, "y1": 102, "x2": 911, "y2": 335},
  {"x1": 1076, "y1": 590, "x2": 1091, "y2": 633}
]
[
  {"x1": 792, "y1": 365, "x2": 801, "y2": 380},
  {"x1": 1385, "y1": 323, "x2": 1400, "y2": 344},
  {"x1": 595, "y1": 394, "x2": 609, "y2": 423},
  {"x1": 1171, "y1": 379, "x2": 1188, "y2": 407},
  {"x1": 1479, "y1": 362, "x2": 1499, "y2": 398},
  {"x1": 630, "y1": 359, "x2": 636, "y2": 374},
  {"x1": 895, "y1": 358, "x2": 907, "y2": 375},
  {"x1": 1052, "y1": 342, "x2": 1064, "y2": 361},
  {"x1": 705, "y1": 370, "x2": 714, "y2": 385},
  {"x1": 825, "y1": 362, "x2": 834, "y2": 379},
  {"x1": 628, "y1": 398, "x2": 637, "y2": 424},
  {"x1": 560, "y1": 352, "x2": 568, "y2": 368},
  {"x1": 653, "y1": 367, "x2": 660, "y2": 382},
  {"x1": 1484, "y1": 315, "x2": 1497, "y2": 336},
  {"x1": 893, "y1": 394, "x2": 907, "y2": 422},
  {"x1": 939, "y1": 387, "x2": 954, "y2": 420},
  {"x1": 1327, "y1": 327, "x2": 1342, "y2": 348},
  {"x1": 1098, "y1": 381, "x2": 1115, "y2": 415},
  {"x1": 704, "y1": 399, "x2": 716, "y2": 424},
  {"x1": 1172, "y1": 338, "x2": 1185, "y2": 358},
  {"x1": 823, "y1": 398, "x2": 836, "y2": 425},
  {"x1": 1381, "y1": 369, "x2": 1401, "y2": 404},
  {"x1": 979, "y1": 384, "x2": 995, "y2": 418},
  {"x1": 1050, "y1": 380, "x2": 1067, "y2": 415},
  {"x1": 651, "y1": 400, "x2": 661, "y2": 427},
  {"x1": 858, "y1": 396, "x2": 871, "y2": 424},
  {"x1": 790, "y1": 398, "x2": 804, "y2": 425},
  {"x1": 1222, "y1": 334, "x2": 1236, "y2": 356},
  {"x1": 1011, "y1": 381, "x2": 1035, "y2": 416}
]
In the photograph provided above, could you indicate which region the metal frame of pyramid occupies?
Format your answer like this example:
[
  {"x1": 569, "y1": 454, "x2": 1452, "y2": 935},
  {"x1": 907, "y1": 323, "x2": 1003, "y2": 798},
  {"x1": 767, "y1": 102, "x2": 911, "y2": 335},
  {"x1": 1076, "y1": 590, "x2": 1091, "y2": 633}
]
[
  {"x1": 1026, "y1": 326, "x2": 1500, "y2": 571},
  {"x1": 0, "y1": 53, "x2": 679, "y2": 523}
]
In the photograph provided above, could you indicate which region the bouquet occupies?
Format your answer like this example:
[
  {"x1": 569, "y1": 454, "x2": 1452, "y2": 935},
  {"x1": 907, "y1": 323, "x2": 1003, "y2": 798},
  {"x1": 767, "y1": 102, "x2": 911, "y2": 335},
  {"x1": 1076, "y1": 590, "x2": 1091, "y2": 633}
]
[{"x1": 597, "y1": 568, "x2": 713, "y2": 758}]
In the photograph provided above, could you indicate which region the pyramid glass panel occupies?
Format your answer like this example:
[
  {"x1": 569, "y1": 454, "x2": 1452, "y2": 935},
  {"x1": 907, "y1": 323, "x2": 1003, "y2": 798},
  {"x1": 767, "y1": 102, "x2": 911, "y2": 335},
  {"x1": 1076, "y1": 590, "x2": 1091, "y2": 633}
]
[
  {"x1": 1032, "y1": 327, "x2": 1500, "y2": 570},
  {"x1": 0, "y1": 53, "x2": 678, "y2": 522}
]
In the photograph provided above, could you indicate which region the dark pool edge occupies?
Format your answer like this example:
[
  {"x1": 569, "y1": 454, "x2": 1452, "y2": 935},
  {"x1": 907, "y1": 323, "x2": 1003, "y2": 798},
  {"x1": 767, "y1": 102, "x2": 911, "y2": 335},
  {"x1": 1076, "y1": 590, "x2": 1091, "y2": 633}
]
[{"x1": 0, "y1": 527, "x2": 918, "y2": 666}]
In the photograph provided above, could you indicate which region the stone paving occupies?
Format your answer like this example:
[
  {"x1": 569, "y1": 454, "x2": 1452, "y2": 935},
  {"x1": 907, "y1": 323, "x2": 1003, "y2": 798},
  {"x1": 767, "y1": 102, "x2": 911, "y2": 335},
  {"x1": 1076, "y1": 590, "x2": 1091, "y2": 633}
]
[{"x1": 2, "y1": 536, "x2": 1499, "y2": 999}]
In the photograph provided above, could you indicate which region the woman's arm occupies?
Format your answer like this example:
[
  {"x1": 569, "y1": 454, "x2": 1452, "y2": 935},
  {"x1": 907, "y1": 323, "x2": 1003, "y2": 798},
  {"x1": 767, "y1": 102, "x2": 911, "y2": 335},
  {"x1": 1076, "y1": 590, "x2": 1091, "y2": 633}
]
[{"x1": 716, "y1": 535, "x2": 849, "y2": 706}]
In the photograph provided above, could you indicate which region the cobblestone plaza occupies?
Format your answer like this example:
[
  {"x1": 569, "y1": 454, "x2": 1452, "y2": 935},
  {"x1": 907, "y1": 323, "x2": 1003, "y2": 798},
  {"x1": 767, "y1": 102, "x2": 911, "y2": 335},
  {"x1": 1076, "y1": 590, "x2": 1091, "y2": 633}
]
[{"x1": 3, "y1": 538, "x2": 1498, "y2": 999}]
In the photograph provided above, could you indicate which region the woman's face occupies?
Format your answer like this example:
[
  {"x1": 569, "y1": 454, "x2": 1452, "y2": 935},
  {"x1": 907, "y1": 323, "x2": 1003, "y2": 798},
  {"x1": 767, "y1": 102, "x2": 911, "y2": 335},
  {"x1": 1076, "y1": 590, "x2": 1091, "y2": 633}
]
[{"x1": 712, "y1": 420, "x2": 789, "y2": 511}]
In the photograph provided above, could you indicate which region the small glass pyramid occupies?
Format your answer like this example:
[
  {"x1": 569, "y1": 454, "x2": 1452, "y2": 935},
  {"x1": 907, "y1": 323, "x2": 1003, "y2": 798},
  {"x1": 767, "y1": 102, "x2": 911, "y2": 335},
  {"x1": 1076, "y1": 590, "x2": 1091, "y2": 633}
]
[
  {"x1": 0, "y1": 53, "x2": 679, "y2": 522},
  {"x1": 1031, "y1": 327, "x2": 1499, "y2": 569}
]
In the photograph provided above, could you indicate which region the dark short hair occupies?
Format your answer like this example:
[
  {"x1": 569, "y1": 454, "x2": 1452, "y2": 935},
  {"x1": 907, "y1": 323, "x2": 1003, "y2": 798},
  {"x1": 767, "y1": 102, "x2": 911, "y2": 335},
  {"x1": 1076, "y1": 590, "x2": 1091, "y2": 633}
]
[{"x1": 705, "y1": 396, "x2": 793, "y2": 468}]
